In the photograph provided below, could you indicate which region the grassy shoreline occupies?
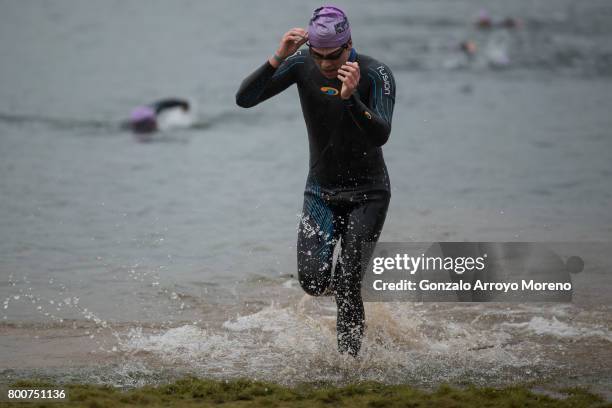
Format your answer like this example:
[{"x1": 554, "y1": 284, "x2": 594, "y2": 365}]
[{"x1": 1, "y1": 377, "x2": 610, "y2": 407}]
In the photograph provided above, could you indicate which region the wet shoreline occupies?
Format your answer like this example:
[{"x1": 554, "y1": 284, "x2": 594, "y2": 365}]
[{"x1": 2, "y1": 292, "x2": 610, "y2": 399}]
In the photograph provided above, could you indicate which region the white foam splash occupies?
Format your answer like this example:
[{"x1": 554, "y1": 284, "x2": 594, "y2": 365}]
[
  {"x1": 223, "y1": 305, "x2": 301, "y2": 332},
  {"x1": 115, "y1": 301, "x2": 538, "y2": 385},
  {"x1": 501, "y1": 316, "x2": 612, "y2": 340},
  {"x1": 121, "y1": 325, "x2": 246, "y2": 365},
  {"x1": 157, "y1": 107, "x2": 194, "y2": 130}
]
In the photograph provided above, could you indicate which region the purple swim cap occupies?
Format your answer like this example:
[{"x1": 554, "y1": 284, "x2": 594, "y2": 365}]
[
  {"x1": 130, "y1": 106, "x2": 156, "y2": 123},
  {"x1": 307, "y1": 6, "x2": 351, "y2": 48}
]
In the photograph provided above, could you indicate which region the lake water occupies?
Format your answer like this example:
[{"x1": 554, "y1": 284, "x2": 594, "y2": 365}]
[{"x1": 1, "y1": 0, "x2": 611, "y2": 397}]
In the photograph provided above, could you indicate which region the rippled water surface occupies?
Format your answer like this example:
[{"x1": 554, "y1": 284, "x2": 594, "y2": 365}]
[{"x1": 1, "y1": 0, "x2": 611, "y2": 396}]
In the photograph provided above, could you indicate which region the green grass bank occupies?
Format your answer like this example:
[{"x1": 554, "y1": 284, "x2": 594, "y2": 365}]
[{"x1": 1, "y1": 377, "x2": 610, "y2": 407}]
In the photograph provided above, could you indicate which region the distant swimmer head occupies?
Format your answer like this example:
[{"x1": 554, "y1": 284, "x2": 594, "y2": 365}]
[
  {"x1": 476, "y1": 9, "x2": 492, "y2": 29},
  {"x1": 129, "y1": 106, "x2": 157, "y2": 133},
  {"x1": 307, "y1": 6, "x2": 351, "y2": 48},
  {"x1": 460, "y1": 40, "x2": 478, "y2": 56}
]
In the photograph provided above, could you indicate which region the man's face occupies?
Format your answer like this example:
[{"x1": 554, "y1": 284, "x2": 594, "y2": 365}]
[{"x1": 309, "y1": 42, "x2": 351, "y2": 79}]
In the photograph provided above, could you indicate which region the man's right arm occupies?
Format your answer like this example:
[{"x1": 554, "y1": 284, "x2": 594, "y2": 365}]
[
  {"x1": 235, "y1": 52, "x2": 305, "y2": 108},
  {"x1": 236, "y1": 27, "x2": 308, "y2": 108}
]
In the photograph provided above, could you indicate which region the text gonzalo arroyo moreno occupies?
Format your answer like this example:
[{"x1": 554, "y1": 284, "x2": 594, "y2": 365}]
[{"x1": 370, "y1": 253, "x2": 572, "y2": 292}]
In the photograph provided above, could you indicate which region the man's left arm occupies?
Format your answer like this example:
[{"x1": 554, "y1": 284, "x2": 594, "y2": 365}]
[{"x1": 342, "y1": 63, "x2": 396, "y2": 147}]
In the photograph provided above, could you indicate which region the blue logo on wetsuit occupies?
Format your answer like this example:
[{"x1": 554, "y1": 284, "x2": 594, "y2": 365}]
[{"x1": 320, "y1": 86, "x2": 339, "y2": 96}]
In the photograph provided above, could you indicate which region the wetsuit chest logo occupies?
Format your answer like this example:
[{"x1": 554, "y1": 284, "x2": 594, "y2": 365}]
[{"x1": 320, "y1": 86, "x2": 339, "y2": 96}]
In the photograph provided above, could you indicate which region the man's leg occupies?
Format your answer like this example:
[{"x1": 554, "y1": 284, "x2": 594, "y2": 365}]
[
  {"x1": 334, "y1": 192, "x2": 390, "y2": 356},
  {"x1": 297, "y1": 192, "x2": 340, "y2": 296}
]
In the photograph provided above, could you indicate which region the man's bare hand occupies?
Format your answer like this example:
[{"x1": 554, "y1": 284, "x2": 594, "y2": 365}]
[
  {"x1": 338, "y1": 61, "x2": 360, "y2": 99},
  {"x1": 275, "y1": 28, "x2": 308, "y2": 60}
]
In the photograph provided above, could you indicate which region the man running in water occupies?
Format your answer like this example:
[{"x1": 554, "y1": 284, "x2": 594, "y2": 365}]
[{"x1": 236, "y1": 6, "x2": 395, "y2": 356}]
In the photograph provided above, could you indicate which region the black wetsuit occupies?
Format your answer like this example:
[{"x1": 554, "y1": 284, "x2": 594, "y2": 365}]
[{"x1": 236, "y1": 48, "x2": 396, "y2": 356}]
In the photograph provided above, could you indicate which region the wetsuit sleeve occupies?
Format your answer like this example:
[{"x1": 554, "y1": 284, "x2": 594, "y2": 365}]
[
  {"x1": 150, "y1": 99, "x2": 189, "y2": 114},
  {"x1": 235, "y1": 51, "x2": 305, "y2": 108},
  {"x1": 343, "y1": 64, "x2": 396, "y2": 147}
]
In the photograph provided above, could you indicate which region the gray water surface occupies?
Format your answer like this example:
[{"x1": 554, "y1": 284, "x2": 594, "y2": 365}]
[{"x1": 1, "y1": 0, "x2": 611, "y2": 393}]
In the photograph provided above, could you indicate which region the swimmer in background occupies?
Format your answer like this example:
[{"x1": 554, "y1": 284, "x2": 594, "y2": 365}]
[
  {"x1": 460, "y1": 40, "x2": 478, "y2": 59},
  {"x1": 126, "y1": 98, "x2": 190, "y2": 134},
  {"x1": 475, "y1": 9, "x2": 522, "y2": 30}
]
